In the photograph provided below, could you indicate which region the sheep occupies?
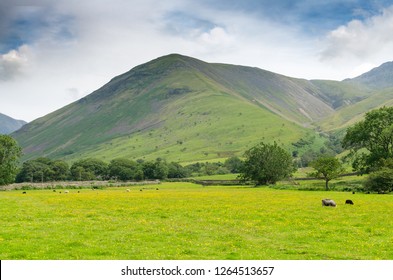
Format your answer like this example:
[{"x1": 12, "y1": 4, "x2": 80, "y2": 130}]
[
  {"x1": 22, "y1": 191, "x2": 26, "y2": 194},
  {"x1": 126, "y1": 189, "x2": 130, "y2": 192},
  {"x1": 64, "y1": 190, "x2": 69, "y2": 194},
  {"x1": 345, "y1": 199, "x2": 354, "y2": 205},
  {"x1": 322, "y1": 199, "x2": 336, "y2": 207}
]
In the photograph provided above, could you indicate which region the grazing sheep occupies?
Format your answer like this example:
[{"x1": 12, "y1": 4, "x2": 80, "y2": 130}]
[
  {"x1": 64, "y1": 190, "x2": 69, "y2": 194},
  {"x1": 53, "y1": 190, "x2": 56, "y2": 192},
  {"x1": 140, "y1": 189, "x2": 142, "y2": 192},
  {"x1": 345, "y1": 199, "x2": 354, "y2": 205},
  {"x1": 156, "y1": 188, "x2": 159, "y2": 190},
  {"x1": 352, "y1": 191, "x2": 355, "y2": 194},
  {"x1": 322, "y1": 199, "x2": 336, "y2": 207},
  {"x1": 126, "y1": 189, "x2": 130, "y2": 192},
  {"x1": 22, "y1": 191, "x2": 26, "y2": 194}
]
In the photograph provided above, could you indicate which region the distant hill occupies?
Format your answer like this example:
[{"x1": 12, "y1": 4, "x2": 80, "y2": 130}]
[
  {"x1": 319, "y1": 61, "x2": 393, "y2": 131},
  {"x1": 347, "y1": 61, "x2": 393, "y2": 89},
  {"x1": 0, "y1": 113, "x2": 26, "y2": 134},
  {"x1": 11, "y1": 54, "x2": 393, "y2": 163}
]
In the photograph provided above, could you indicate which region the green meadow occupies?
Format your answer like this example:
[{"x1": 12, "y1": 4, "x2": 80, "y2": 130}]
[{"x1": 0, "y1": 182, "x2": 392, "y2": 260}]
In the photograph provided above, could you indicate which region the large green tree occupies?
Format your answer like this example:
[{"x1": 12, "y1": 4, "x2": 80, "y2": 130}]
[
  {"x1": 309, "y1": 157, "x2": 344, "y2": 191},
  {"x1": 343, "y1": 106, "x2": 393, "y2": 173},
  {"x1": 240, "y1": 141, "x2": 294, "y2": 185},
  {"x1": 0, "y1": 135, "x2": 22, "y2": 185}
]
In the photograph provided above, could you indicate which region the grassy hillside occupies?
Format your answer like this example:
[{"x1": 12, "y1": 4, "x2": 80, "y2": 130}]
[
  {"x1": 0, "y1": 113, "x2": 26, "y2": 134},
  {"x1": 319, "y1": 87, "x2": 393, "y2": 132},
  {"x1": 348, "y1": 61, "x2": 393, "y2": 89},
  {"x1": 310, "y1": 80, "x2": 372, "y2": 109},
  {"x1": 13, "y1": 54, "x2": 329, "y2": 163},
  {"x1": 12, "y1": 55, "x2": 393, "y2": 163}
]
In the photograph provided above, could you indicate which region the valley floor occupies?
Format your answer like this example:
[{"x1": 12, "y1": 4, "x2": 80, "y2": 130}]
[{"x1": 0, "y1": 182, "x2": 392, "y2": 260}]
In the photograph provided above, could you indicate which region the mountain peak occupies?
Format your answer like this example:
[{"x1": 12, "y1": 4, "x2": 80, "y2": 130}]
[
  {"x1": 0, "y1": 113, "x2": 26, "y2": 134},
  {"x1": 350, "y1": 61, "x2": 393, "y2": 89},
  {"x1": 12, "y1": 54, "x2": 393, "y2": 163}
]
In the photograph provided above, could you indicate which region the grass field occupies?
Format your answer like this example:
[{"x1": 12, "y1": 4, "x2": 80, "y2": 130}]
[{"x1": 0, "y1": 182, "x2": 392, "y2": 260}]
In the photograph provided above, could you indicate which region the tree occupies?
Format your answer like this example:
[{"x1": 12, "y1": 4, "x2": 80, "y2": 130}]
[
  {"x1": 343, "y1": 106, "x2": 393, "y2": 173},
  {"x1": 362, "y1": 158, "x2": 393, "y2": 193},
  {"x1": 309, "y1": 157, "x2": 344, "y2": 191},
  {"x1": 364, "y1": 168, "x2": 393, "y2": 193},
  {"x1": 70, "y1": 158, "x2": 108, "y2": 181},
  {"x1": 51, "y1": 160, "x2": 70, "y2": 181},
  {"x1": 152, "y1": 158, "x2": 169, "y2": 180},
  {"x1": 224, "y1": 156, "x2": 244, "y2": 173},
  {"x1": 240, "y1": 141, "x2": 295, "y2": 185},
  {"x1": 167, "y1": 162, "x2": 189, "y2": 178},
  {"x1": 0, "y1": 135, "x2": 22, "y2": 185},
  {"x1": 108, "y1": 158, "x2": 138, "y2": 181}
]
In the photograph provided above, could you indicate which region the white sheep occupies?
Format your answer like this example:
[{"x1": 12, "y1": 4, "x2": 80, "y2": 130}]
[
  {"x1": 126, "y1": 189, "x2": 130, "y2": 192},
  {"x1": 64, "y1": 190, "x2": 69, "y2": 194}
]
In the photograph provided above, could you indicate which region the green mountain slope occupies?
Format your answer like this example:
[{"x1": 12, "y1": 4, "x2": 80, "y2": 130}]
[
  {"x1": 320, "y1": 86, "x2": 393, "y2": 132},
  {"x1": 12, "y1": 55, "x2": 393, "y2": 163},
  {"x1": 348, "y1": 61, "x2": 393, "y2": 89},
  {"x1": 318, "y1": 61, "x2": 393, "y2": 132},
  {"x1": 13, "y1": 54, "x2": 332, "y2": 163},
  {"x1": 0, "y1": 113, "x2": 26, "y2": 134},
  {"x1": 309, "y1": 80, "x2": 372, "y2": 109}
]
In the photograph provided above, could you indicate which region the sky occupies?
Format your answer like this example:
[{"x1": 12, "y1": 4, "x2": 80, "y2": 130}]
[{"x1": 2, "y1": 0, "x2": 393, "y2": 122}]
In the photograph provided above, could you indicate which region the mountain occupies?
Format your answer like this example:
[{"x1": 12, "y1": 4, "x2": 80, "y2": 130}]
[
  {"x1": 0, "y1": 113, "x2": 26, "y2": 134},
  {"x1": 347, "y1": 61, "x2": 393, "y2": 89},
  {"x1": 319, "y1": 61, "x2": 393, "y2": 131},
  {"x1": 11, "y1": 54, "x2": 393, "y2": 163}
]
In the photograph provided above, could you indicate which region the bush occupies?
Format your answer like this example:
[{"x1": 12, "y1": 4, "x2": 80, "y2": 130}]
[{"x1": 364, "y1": 168, "x2": 393, "y2": 193}]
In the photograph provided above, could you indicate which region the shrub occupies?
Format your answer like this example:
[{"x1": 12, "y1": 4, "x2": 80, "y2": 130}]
[{"x1": 364, "y1": 168, "x2": 393, "y2": 193}]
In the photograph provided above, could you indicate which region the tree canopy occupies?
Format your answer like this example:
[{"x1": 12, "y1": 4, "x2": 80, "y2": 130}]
[
  {"x1": 0, "y1": 135, "x2": 22, "y2": 185},
  {"x1": 16, "y1": 158, "x2": 70, "y2": 183},
  {"x1": 343, "y1": 106, "x2": 393, "y2": 173},
  {"x1": 108, "y1": 158, "x2": 140, "y2": 181},
  {"x1": 240, "y1": 141, "x2": 294, "y2": 185},
  {"x1": 70, "y1": 158, "x2": 108, "y2": 181},
  {"x1": 309, "y1": 156, "x2": 344, "y2": 191}
]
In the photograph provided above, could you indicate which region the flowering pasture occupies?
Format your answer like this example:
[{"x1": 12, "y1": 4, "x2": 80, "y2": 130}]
[{"x1": 0, "y1": 183, "x2": 392, "y2": 259}]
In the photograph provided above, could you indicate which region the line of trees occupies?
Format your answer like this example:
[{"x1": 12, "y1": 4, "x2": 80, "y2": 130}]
[{"x1": 13, "y1": 156, "x2": 244, "y2": 183}]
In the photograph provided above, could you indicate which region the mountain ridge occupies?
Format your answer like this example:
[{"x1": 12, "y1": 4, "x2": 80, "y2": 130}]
[
  {"x1": 11, "y1": 54, "x2": 393, "y2": 163},
  {"x1": 347, "y1": 61, "x2": 393, "y2": 89},
  {"x1": 0, "y1": 113, "x2": 26, "y2": 134}
]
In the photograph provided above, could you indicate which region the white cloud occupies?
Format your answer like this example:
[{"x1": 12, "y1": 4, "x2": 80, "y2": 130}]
[
  {"x1": 321, "y1": 5, "x2": 393, "y2": 61},
  {"x1": 199, "y1": 26, "x2": 233, "y2": 45},
  {"x1": 0, "y1": 45, "x2": 30, "y2": 81}
]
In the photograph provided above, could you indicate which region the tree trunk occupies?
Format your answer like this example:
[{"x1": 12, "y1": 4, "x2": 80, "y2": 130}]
[{"x1": 325, "y1": 179, "x2": 329, "y2": 191}]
